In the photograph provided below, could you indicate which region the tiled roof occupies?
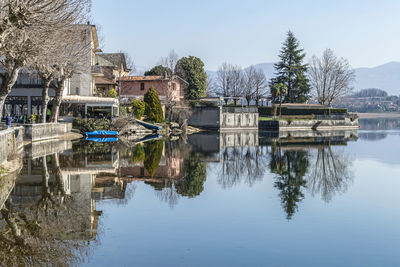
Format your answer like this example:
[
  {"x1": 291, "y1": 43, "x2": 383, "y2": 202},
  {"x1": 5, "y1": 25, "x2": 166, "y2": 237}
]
[
  {"x1": 119, "y1": 76, "x2": 166, "y2": 81},
  {"x1": 119, "y1": 75, "x2": 189, "y2": 85},
  {"x1": 95, "y1": 77, "x2": 116, "y2": 85}
]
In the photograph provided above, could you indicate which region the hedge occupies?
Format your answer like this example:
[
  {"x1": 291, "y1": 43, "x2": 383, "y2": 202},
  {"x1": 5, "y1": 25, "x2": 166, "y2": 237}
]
[{"x1": 258, "y1": 106, "x2": 348, "y2": 116}]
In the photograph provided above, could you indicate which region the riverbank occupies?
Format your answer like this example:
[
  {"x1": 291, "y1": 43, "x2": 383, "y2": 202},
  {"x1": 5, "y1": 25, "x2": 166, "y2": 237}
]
[{"x1": 357, "y1": 113, "x2": 400, "y2": 119}]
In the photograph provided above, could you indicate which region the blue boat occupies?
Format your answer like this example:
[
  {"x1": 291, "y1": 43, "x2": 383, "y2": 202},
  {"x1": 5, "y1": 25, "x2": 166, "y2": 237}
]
[
  {"x1": 136, "y1": 120, "x2": 162, "y2": 131},
  {"x1": 84, "y1": 130, "x2": 118, "y2": 137},
  {"x1": 85, "y1": 137, "x2": 118, "y2": 143}
]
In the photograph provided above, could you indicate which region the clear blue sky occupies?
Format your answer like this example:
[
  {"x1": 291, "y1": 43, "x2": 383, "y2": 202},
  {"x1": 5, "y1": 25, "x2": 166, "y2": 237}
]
[{"x1": 92, "y1": 0, "x2": 400, "y2": 71}]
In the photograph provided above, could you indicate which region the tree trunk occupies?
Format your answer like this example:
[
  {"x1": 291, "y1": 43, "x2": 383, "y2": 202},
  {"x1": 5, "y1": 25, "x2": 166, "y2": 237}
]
[
  {"x1": 41, "y1": 79, "x2": 51, "y2": 123},
  {"x1": 0, "y1": 66, "x2": 21, "y2": 118},
  {"x1": 50, "y1": 79, "x2": 65, "y2": 123}
]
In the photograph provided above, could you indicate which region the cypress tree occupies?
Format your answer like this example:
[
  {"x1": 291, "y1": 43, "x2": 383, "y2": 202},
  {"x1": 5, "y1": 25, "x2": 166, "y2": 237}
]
[
  {"x1": 270, "y1": 31, "x2": 311, "y2": 103},
  {"x1": 144, "y1": 86, "x2": 164, "y2": 122}
]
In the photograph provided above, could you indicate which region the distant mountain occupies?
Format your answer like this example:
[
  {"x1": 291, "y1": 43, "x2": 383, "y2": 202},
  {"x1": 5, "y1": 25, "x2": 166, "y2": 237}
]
[
  {"x1": 353, "y1": 62, "x2": 400, "y2": 96},
  {"x1": 207, "y1": 61, "x2": 400, "y2": 96}
]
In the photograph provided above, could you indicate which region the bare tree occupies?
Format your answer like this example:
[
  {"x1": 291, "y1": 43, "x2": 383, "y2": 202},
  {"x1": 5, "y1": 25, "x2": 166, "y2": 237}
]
[
  {"x1": 0, "y1": 0, "x2": 91, "y2": 118},
  {"x1": 253, "y1": 68, "x2": 267, "y2": 106},
  {"x1": 309, "y1": 49, "x2": 355, "y2": 105},
  {"x1": 161, "y1": 50, "x2": 179, "y2": 121},
  {"x1": 243, "y1": 66, "x2": 257, "y2": 106},
  {"x1": 216, "y1": 63, "x2": 244, "y2": 105},
  {"x1": 115, "y1": 50, "x2": 135, "y2": 92},
  {"x1": 50, "y1": 25, "x2": 92, "y2": 122}
]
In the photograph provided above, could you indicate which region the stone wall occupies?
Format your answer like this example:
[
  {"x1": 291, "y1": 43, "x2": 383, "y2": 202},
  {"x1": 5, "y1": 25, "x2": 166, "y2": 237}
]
[
  {"x1": 24, "y1": 123, "x2": 72, "y2": 142},
  {"x1": 0, "y1": 127, "x2": 24, "y2": 165},
  {"x1": 188, "y1": 106, "x2": 259, "y2": 131},
  {"x1": 259, "y1": 118, "x2": 359, "y2": 131}
]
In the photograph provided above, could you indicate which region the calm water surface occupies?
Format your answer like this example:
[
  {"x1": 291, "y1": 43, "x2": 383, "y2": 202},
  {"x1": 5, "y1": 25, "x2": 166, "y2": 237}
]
[{"x1": 1, "y1": 118, "x2": 400, "y2": 266}]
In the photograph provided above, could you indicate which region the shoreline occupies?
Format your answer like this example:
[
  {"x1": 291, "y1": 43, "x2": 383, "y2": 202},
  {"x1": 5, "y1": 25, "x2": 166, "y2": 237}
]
[{"x1": 357, "y1": 113, "x2": 400, "y2": 119}]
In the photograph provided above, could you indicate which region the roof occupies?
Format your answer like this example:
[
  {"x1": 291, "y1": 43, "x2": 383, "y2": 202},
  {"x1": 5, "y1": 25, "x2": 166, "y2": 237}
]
[
  {"x1": 96, "y1": 53, "x2": 130, "y2": 71},
  {"x1": 94, "y1": 54, "x2": 115, "y2": 67},
  {"x1": 95, "y1": 77, "x2": 117, "y2": 85},
  {"x1": 120, "y1": 75, "x2": 189, "y2": 84}
]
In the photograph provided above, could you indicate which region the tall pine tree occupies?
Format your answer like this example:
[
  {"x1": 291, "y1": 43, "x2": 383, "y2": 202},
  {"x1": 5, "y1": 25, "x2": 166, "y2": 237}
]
[{"x1": 270, "y1": 31, "x2": 311, "y2": 103}]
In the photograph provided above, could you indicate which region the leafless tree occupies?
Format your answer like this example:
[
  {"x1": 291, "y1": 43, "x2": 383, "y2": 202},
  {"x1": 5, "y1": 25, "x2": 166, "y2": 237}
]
[
  {"x1": 49, "y1": 25, "x2": 92, "y2": 122},
  {"x1": 0, "y1": 0, "x2": 91, "y2": 118},
  {"x1": 115, "y1": 50, "x2": 135, "y2": 92},
  {"x1": 161, "y1": 50, "x2": 179, "y2": 121},
  {"x1": 307, "y1": 146, "x2": 354, "y2": 202},
  {"x1": 253, "y1": 68, "x2": 268, "y2": 106},
  {"x1": 216, "y1": 63, "x2": 244, "y2": 105},
  {"x1": 309, "y1": 49, "x2": 355, "y2": 105}
]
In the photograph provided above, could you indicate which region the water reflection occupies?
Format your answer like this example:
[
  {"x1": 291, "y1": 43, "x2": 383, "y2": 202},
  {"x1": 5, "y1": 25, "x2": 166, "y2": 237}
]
[
  {"x1": 269, "y1": 144, "x2": 309, "y2": 220},
  {"x1": 0, "y1": 128, "x2": 361, "y2": 264}
]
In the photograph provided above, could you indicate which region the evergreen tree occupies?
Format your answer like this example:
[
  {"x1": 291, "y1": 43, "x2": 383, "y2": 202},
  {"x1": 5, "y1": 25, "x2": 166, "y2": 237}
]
[
  {"x1": 175, "y1": 56, "x2": 207, "y2": 100},
  {"x1": 144, "y1": 86, "x2": 164, "y2": 122},
  {"x1": 270, "y1": 31, "x2": 311, "y2": 103},
  {"x1": 144, "y1": 65, "x2": 171, "y2": 76}
]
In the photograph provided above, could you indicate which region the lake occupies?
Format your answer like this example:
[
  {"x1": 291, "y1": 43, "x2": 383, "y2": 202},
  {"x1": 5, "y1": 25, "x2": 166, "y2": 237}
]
[{"x1": 1, "y1": 118, "x2": 400, "y2": 266}]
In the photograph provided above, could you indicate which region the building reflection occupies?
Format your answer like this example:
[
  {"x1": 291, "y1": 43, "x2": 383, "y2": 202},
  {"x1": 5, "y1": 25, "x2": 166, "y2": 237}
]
[{"x1": 0, "y1": 129, "x2": 360, "y2": 263}]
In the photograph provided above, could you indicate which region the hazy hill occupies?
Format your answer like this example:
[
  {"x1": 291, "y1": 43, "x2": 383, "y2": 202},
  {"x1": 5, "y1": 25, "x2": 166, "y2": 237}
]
[
  {"x1": 354, "y1": 62, "x2": 400, "y2": 95},
  {"x1": 208, "y1": 61, "x2": 400, "y2": 96}
]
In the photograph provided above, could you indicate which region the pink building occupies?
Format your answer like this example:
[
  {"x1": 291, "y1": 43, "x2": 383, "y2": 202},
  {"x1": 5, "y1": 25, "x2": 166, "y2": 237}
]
[{"x1": 119, "y1": 75, "x2": 188, "y2": 104}]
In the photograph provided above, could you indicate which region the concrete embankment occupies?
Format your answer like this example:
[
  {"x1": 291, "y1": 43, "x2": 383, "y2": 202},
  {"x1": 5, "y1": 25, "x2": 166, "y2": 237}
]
[
  {"x1": 0, "y1": 127, "x2": 24, "y2": 166},
  {"x1": 24, "y1": 122, "x2": 73, "y2": 142},
  {"x1": 259, "y1": 118, "x2": 359, "y2": 131}
]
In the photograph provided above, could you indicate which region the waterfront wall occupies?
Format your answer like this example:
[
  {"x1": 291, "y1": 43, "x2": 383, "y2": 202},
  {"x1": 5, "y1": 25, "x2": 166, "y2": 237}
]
[
  {"x1": 188, "y1": 106, "x2": 258, "y2": 131},
  {"x1": 25, "y1": 139, "x2": 73, "y2": 159},
  {"x1": 24, "y1": 123, "x2": 72, "y2": 142},
  {"x1": 0, "y1": 127, "x2": 24, "y2": 165},
  {"x1": 259, "y1": 118, "x2": 359, "y2": 131}
]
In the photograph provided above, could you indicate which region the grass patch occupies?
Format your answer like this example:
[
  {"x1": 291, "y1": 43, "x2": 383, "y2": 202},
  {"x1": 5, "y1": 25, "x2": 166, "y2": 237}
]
[{"x1": 259, "y1": 116, "x2": 274, "y2": 121}]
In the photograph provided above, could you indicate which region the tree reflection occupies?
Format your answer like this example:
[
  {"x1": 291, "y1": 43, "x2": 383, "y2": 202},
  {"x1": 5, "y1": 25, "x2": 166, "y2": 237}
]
[
  {"x1": 307, "y1": 146, "x2": 353, "y2": 202},
  {"x1": 144, "y1": 140, "x2": 164, "y2": 176},
  {"x1": 269, "y1": 144, "x2": 309, "y2": 220},
  {"x1": 218, "y1": 146, "x2": 267, "y2": 189},
  {"x1": 0, "y1": 154, "x2": 96, "y2": 266},
  {"x1": 176, "y1": 152, "x2": 207, "y2": 198}
]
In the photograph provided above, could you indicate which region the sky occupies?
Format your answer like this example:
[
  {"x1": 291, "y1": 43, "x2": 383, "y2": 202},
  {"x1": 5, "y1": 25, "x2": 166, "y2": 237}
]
[{"x1": 92, "y1": 0, "x2": 400, "y2": 71}]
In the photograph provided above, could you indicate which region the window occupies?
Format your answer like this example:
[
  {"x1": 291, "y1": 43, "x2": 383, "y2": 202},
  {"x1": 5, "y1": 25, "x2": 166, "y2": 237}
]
[
  {"x1": 140, "y1": 83, "x2": 145, "y2": 91},
  {"x1": 75, "y1": 87, "x2": 80, "y2": 95}
]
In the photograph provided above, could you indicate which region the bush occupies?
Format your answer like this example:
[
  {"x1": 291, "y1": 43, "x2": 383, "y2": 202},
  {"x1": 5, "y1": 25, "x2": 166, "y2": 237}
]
[
  {"x1": 144, "y1": 86, "x2": 163, "y2": 123},
  {"x1": 132, "y1": 144, "x2": 145, "y2": 163},
  {"x1": 106, "y1": 88, "x2": 118, "y2": 98},
  {"x1": 132, "y1": 99, "x2": 145, "y2": 119},
  {"x1": 72, "y1": 118, "x2": 111, "y2": 132},
  {"x1": 330, "y1": 108, "x2": 348, "y2": 114}
]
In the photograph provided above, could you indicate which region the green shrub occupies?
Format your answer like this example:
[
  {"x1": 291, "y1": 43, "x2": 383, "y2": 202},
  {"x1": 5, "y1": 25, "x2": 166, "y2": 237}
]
[
  {"x1": 106, "y1": 88, "x2": 118, "y2": 98},
  {"x1": 72, "y1": 118, "x2": 111, "y2": 132},
  {"x1": 330, "y1": 108, "x2": 348, "y2": 114},
  {"x1": 144, "y1": 86, "x2": 163, "y2": 123},
  {"x1": 132, "y1": 99, "x2": 145, "y2": 119}
]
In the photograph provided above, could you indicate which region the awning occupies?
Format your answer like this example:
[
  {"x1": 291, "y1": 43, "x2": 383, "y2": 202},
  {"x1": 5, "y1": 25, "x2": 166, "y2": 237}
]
[{"x1": 62, "y1": 95, "x2": 119, "y2": 107}]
